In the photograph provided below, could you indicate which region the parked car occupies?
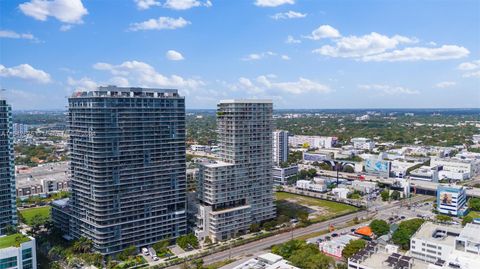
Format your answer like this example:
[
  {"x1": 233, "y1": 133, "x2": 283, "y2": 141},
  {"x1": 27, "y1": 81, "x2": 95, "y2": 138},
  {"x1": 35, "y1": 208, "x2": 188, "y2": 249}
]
[
  {"x1": 153, "y1": 256, "x2": 159, "y2": 261},
  {"x1": 142, "y1": 248, "x2": 149, "y2": 256}
]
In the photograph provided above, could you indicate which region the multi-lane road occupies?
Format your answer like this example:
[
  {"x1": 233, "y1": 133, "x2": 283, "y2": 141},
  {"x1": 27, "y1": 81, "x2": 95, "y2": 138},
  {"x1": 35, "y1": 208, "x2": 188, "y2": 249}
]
[{"x1": 165, "y1": 195, "x2": 430, "y2": 268}]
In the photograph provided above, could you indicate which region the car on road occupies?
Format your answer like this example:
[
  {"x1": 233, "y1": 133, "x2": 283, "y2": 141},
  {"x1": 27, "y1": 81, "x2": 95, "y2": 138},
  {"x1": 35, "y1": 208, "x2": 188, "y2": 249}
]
[
  {"x1": 350, "y1": 228, "x2": 356, "y2": 232},
  {"x1": 331, "y1": 233, "x2": 339, "y2": 237},
  {"x1": 325, "y1": 236, "x2": 331, "y2": 240},
  {"x1": 400, "y1": 216, "x2": 406, "y2": 219},
  {"x1": 153, "y1": 256, "x2": 159, "y2": 261},
  {"x1": 142, "y1": 248, "x2": 149, "y2": 256}
]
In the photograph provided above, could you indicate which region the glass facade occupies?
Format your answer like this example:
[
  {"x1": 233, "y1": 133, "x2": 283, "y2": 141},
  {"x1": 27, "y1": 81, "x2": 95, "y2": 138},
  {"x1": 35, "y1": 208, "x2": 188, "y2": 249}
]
[
  {"x1": 68, "y1": 86, "x2": 187, "y2": 255},
  {"x1": 0, "y1": 99, "x2": 16, "y2": 234}
]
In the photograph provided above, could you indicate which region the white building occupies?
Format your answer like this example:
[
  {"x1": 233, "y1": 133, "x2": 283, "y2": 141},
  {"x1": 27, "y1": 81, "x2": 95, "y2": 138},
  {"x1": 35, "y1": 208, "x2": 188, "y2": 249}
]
[
  {"x1": 410, "y1": 222, "x2": 480, "y2": 266},
  {"x1": 190, "y1": 144, "x2": 209, "y2": 151},
  {"x1": 431, "y1": 157, "x2": 475, "y2": 179},
  {"x1": 273, "y1": 165, "x2": 298, "y2": 185},
  {"x1": 233, "y1": 253, "x2": 299, "y2": 269},
  {"x1": 472, "y1": 134, "x2": 480, "y2": 144},
  {"x1": 319, "y1": 234, "x2": 357, "y2": 258},
  {"x1": 0, "y1": 234, "x2": 37, "y2": 269},
  {"x1": 351, "y1": 138, "x2": 375, "y2": 151},
  {"x1": 436, "y1": 185, "x2": 468, "y2": 217},
  {"x1": 351, "y1": 180, "x2": 378, "y2": 194},
  {"x1": 273, "y1": 130, "x2": 289, "y2": 166},
  {"x1": 296, "y1": 179, "x2": 327, "y2": 193},
  {"x1": 409, "y1": 166, "x2": 439, "y2": 182},
  {"x1": 332, "y1": 187, "x2": 350, "y2": 199},
  {"x1": 289, "y1": 135, "x2": 337, "y2": 149}
]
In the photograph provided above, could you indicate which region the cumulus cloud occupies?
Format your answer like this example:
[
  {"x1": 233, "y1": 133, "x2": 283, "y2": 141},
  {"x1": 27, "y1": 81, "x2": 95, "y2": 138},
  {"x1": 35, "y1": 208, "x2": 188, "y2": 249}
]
[
  {"x1": 281, "y1": 55, "x2": 290, "y2": 60},
  {"x1": 128, "y1": 17, "x2": 190, "y2": 31},
  {"x1": 67, "y1": 76, "x2": 98, "y2": 90},
  {"x1": 435, "y1": 81, "x2": 456, "y2": 88},
  {"x1": 457, "y1": 60, "x2": 480, "y2": 78},
  {"x1": 165, "y1": 0, "x2": 211, "y2": 10},
  {"x1": 59, "y1": 24, "x2": 73, "y2": 31},
  {"x1": 254, "y1": 0, "x2": 294, "y2": 7},
  {"x1": 271, "y1": 10, "x2": 306, "y2": 20},
  {"x1": 92, "y1": 60, "x2": 204, "y2": 89},
  {"x1": 313, "y1": 32, "x2": 415, "y2": 58},
  {"x1": 134, "y1": 0, "x2": 161, "y2": 10},
  {"x1": 19, "y1": 0, "x2": 88, "y2": 24},
  {"x1": 242, "y1": 51, "x2": 276, "y2": 61},
  {"x1": 358, "y1": 84, "x2": 419, "y2": 95},
  {"x1": 305, "y1": 25, "x2": 340, "y2": 40},
  {"x1": 0, "y1": 64, "x2": 51, "y2": 83},
  {"x1": 0, "y1": 30, "x2": 35, "y2": 40},
  {"x1": 463, "y1": 71, "x2": 480, "y2": 78},
  {"x1": 285, "y1": 35, "x2": 301, "y2": 44},
  {"x1": 237, "y1": 75, "x2": 330, "y2": 95},
  {"x1": 362, "y1": 45, "x2": 469, "y2": 62},
  {"x1": 166, "y1": 50, "x2": 185, "y2": 61},
  {"x1": 458, "y1": 60, "x2": 480, "y2": 71}
]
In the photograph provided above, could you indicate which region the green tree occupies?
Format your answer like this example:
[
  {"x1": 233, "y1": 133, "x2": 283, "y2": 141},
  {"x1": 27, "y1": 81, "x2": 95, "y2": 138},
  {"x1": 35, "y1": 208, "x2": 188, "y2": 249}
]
[
  {"x1": 381, "y1": 190, "x2": 390, "y2": 201},
  {"x1": 468, "y1": 198, "x2": 480, "y2": 211},
  {"x1": 436, "y1": 215, "x2": 452, "y2": 223},
  {"x1": 390, "y1": 190, "x2": 401, "y2": 200},
  {"x1": 392, "y1": 218, "x2": 424, "y2": 250},
  {"x1": 177, "y1": 233, "x2": 199, "y2": 249},
  {"x1": 369, "y1": 219, "x2": 390, "y2": 236},
  {"x1": 462, "y1": 215, "x2": 473, "y2": 226},
  {"x1": 249, "y1": 223, "x2": 261, "y2": 232},
  {"x1": 118, "y1": 245, "x2": 137, "y2": 261},
  {"x1": 342, "y1": 239, "x2": 366, "y2": 259},
  {"x1": 72, "y1": 237, "x2": 93, "y2": 254}
]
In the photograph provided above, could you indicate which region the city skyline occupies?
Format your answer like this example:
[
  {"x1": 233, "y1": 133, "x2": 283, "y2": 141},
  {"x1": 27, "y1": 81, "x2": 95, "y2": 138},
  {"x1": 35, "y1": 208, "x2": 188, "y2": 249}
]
[{"x1": 1, "y1": 0, "x2": 479, "y2": 110}]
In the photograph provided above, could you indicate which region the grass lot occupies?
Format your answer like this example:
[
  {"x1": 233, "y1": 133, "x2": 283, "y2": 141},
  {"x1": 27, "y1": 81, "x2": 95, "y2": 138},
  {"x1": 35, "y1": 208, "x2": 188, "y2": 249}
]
[
  {"x1": 0, "y1": 233, "x2": 30, "y2": 248},
  {"x1": 275, "y1": 192, "x2": 359, "y2": 222},
  {"x1": 467, "y1": 211, "x2": 480, "y2": 219},
  {"x1": 19, "y1": 206, "x2": 51, "y2": 225}
]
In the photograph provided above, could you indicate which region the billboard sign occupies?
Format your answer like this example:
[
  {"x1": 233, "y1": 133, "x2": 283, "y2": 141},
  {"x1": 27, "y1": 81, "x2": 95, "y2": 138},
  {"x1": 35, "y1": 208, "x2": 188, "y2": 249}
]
[
  {"x1": 365, "y1": 159, "x2": 391, "y2": 175},
  {"x1": 439, "y1": 192, "x2": 453, "y2": 205}
]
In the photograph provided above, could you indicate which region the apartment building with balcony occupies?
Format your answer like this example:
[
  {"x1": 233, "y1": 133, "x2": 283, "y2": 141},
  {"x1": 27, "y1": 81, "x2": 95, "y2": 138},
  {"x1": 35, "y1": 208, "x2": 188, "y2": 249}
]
[
  {"x1": 0, "y1": 100, "x2": 16, "y2": 234},
  {"x1": 66, "y1": 86, "x2": 187, "y2": 255},
  {"x1": 195, "y1": 100, "x2": 276, "y2": 242}
]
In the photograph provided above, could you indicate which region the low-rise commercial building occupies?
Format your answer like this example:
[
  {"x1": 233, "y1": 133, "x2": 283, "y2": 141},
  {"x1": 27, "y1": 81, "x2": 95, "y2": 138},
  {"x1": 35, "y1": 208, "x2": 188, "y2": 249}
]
[
  {"x1": 409, "y1": 166, "x2": 440, "y2": 182},
  {"x1": 319, "y1": 234, "x2": 357, "y2": 258},
  {"x1": 351, "y1": 138, "x2": 375, "y2": 151},
  {"x1": 0, "y1": 234, "x2": 37, "y2": 269},
  {"x1": 351, "y1": 180, "x2": 378, "y2": 194},
  {"x1": 436, "y1": 185, "x2": 468, "y2": 217},
  {"x1": 431, "y1": 157, "x2": 476, "y2": 179},
  {"x1": 303, "y1": 152, "x2": 329, "y2": 163},
  {"x1": 289, "y1": 135, "x2": 337, "y2": 149},
  {"x1": 273, "y1": 165, "x2": 298, "y2": 185},
  {"x1": 296, "y1": 179, "x2": 327, "y2": 193},
  {"x1": 51, "y1": 198, "x2": 71, "y2": 238},
  {"x1": 332, "y1": 187, "x2": 350, "y2": 199},
  {"x1": 233, "y1": 253, "x2": 299, "y2": 269},
  {"x1": 410, "y1": 222, "x2": 480, "y2": 266}
]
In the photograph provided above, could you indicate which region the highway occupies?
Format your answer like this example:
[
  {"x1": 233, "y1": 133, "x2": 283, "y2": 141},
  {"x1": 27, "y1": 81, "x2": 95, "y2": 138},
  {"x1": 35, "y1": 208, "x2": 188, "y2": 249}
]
[
  {"x1": 300, "y1": 164, "x2": 480, "y2": 198},
  {"x1": 165, "y1": 195, "x2": 430, "y2": 268}
]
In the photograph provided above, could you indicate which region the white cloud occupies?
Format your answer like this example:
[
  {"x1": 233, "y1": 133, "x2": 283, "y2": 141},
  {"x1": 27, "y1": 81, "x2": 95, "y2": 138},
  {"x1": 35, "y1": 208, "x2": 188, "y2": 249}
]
[
  {"x1": 463, "y1": 71, "x2": 480, "y2": 78},
  {"x1": 59, "y1": 24, "x2": 73, "y2": 31},
  {"x1": 254, "y1": 0, "x2": 294, "y2": 7},
  {"x1": 362, "y1": 45, "x2": 469, "y2": 62},
  {"x1": 19, "y1": 0, "x2": 88, "y2": 24},
  {"x1": 237, "y1": 75, "x2": 330, "y2": 95},
  {"x1": 358, "y1": 84, "x2": 419, "y2": 95},
  {"x1": 313, "y1": 32, "x2": 416, "y2": 58},
  {"x1": 166, "y1": 50, "x2": 185, "y2": 61},
  {"x1": 0, "y1": 64, "x2": 51, "y2": 83},
  {"x1": 285, "y1": 35, "x2": 301, "y2": 44},
  {"x1": 92, "y1": 60, "x2": 205, "y2": 89},
  {"x1": 305, "y1": 25, "x2": 340, "y2": 40},
  {"x1": 134, "y1": 0, "x2": 161, "y2": 10},
  {"x1": 458, "y1": 60, "x2": 480, "y2": 71},
  {"x1": 281, "y1": 55, "x2": 290, "y2": 60},
  {"x1": 165, "y1": 0, "x2": 211, "y2": 10},
  {"x1": 271, "y1": 10, "x2": 306, "y2": 20},
  {"x1": 67, "y1": 76, "x2": 98, "y2": 90},
  {"x1": 435, "y1": 81, "x2": 456, "y2": 88},
  {"x1": 242, "y1": 51, "x2": 276, "y2": 61},
  {"x1": 0, "y1": 30, "x2": 35, "y2": 40},
  {"x1": 128, "y1": 17, "x2": 190, "y2": 31}
]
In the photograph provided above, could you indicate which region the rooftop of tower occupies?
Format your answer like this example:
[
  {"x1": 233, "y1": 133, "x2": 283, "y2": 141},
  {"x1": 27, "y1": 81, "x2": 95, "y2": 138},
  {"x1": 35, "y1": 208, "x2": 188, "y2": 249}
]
[
  {"x1": 71, "y1": 85, "x2": 180, "y2": 98},
  {"x1": 219, "y1": 99, "x2": 272, "y2": 104}
]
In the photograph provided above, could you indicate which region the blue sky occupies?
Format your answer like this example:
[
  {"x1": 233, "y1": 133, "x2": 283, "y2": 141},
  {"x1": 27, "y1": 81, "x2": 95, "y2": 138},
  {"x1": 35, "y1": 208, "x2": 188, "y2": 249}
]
[{"x1": 0, "y1": 0, "x2": 479, "y2": 110}]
